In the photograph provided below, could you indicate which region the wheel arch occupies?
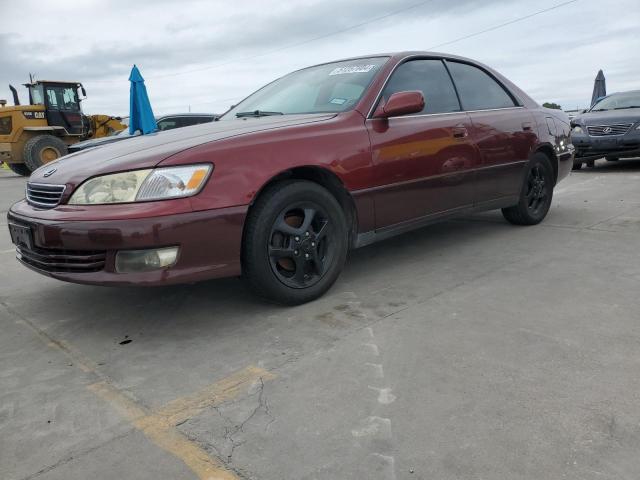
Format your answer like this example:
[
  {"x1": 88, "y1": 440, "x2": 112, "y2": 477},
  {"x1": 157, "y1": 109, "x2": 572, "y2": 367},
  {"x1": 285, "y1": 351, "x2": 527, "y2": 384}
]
[
  {"x1": 532, "y1": 144, "x2": 558, "y2": 185},
  {"x1": 246, "y1": 165, "x2": 359, "y2": 248}
]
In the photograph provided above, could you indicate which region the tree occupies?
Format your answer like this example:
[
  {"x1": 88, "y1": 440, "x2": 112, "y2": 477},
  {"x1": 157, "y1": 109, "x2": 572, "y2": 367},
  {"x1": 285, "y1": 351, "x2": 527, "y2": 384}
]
[{"x1": 542, "y1": 102, "x2": 562, "y2": 110}]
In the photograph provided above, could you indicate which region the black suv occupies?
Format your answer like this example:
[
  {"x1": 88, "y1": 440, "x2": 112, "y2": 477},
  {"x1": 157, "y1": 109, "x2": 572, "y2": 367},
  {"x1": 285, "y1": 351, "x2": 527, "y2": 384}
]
[
  {"x1": 571, "y1": 90, "x2": 640, "y2": 169},
  {"x1": 68, "y1": 113, "x2": 217, "y2": 153}
]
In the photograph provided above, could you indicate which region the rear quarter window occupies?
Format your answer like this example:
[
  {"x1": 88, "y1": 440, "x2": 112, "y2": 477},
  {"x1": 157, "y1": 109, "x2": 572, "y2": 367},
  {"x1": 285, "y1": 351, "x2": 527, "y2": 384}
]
[{"x1": 447, "y1": 61, "x2": 516, "y2": 111}]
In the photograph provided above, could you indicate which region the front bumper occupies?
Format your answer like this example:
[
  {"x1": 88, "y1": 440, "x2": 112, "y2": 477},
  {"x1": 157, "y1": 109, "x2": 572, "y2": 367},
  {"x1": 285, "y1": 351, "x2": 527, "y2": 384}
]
[
  {"x1": 572, "y1": 130, "x2": 640, "y2": 158},
  {"x1": 7, "y1": 201, "x2": 247, "y2": 286}
]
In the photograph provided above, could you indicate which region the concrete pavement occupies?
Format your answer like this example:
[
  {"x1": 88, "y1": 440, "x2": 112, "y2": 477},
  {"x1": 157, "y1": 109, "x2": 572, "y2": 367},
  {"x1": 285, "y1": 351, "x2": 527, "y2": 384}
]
[{"x1": 1, "y1": 158, "x2": 639, "y2": 479}]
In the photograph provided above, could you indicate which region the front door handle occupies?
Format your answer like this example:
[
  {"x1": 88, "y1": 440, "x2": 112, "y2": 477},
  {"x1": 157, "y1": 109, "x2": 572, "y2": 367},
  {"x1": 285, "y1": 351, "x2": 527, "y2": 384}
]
[
  {"x1": 522, "y1": 122, "x2": 533, "y2": 131},
  {"x1": 452, "y1": 125, "x2": 468, "y2": 138}
]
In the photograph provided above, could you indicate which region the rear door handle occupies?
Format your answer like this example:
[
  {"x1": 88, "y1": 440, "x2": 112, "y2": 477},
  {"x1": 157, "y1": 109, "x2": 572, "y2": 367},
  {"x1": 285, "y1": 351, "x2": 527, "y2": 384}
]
[
  {"x1": 522, "y1": 122, "x2": 533, "y2": 131},
  {"x1": 452, "y1": 125, "x2": 468, "y2": 138}
]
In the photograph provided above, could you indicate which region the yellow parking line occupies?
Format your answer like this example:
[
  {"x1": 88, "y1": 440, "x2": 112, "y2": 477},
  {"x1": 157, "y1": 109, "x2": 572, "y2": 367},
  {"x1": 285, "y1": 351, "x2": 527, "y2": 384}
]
[
  {"x1": 89, "y1": 366, "x2": 275, "y2": 479},
  {"x1": 2, "y1": 301, "x2": 275, "y2": 480},
  {"x1": 154, "y1": 365, "x2": 276, "y2": 427},
  {"x1": 89, "y1": 381, "x2": 239, "y2": 480}
]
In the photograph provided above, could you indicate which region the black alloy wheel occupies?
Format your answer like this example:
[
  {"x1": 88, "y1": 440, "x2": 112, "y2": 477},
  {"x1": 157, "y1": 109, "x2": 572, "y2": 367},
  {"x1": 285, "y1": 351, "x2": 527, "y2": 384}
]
[
  {"x1": 243, "y1": 180, "x2": 348, "y2": 304},
  {"x1": 524, "y1": 164, "x2": 549, "y2": 217},
  {"x1": 268, "y1": 204, "x2": 335, "y2": 289},
  {"x1": 502, "y1": 153, "x2": 554, "y2": 225}
]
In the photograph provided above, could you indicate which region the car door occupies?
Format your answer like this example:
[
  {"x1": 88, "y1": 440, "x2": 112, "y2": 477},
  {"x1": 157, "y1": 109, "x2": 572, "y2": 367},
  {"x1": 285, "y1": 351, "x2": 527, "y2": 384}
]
[
  {"x1": 365, "y1": 58, "x2": 480, "y2": 229},
  {"x1": 445, "y1": 61, "x2": 537, "y2": 206}
]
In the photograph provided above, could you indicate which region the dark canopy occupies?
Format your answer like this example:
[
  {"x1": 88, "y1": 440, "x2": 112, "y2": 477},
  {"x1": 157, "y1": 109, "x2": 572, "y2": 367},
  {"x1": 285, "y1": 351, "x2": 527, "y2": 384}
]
[{"x1": 591, "y1": 70, "x2": 606, "y2": 107}]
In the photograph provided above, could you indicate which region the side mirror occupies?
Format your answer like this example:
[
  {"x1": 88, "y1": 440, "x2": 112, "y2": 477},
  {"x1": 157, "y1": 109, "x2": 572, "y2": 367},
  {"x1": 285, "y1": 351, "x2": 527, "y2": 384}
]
[{"x1": 375, "y1": 91, "x2": 424, "y2": 118}]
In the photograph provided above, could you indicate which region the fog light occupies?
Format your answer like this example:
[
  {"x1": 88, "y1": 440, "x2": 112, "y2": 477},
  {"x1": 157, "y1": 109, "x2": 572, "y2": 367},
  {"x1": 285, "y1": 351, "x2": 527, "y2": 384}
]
[{"x1": 115, "y1": 247, "x2": 179, "y2": 273}]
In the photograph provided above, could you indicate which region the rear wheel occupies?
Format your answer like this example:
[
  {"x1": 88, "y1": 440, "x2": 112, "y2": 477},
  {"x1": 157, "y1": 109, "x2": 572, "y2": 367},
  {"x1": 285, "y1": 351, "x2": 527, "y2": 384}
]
[
  {"x1": 605, "y1": 156, "x2": 619, "y2": 162},
  {"x1": 242, "y1": 180, "x2": 348, "y2": 305},
  {"x1": 7, "y1": 162, "x2": 31, "y2": 176},
  {"x1": 572, "y1": 161, "x2": 583, "y2": 171},
  {"x1": 502, "y1": 153, "x2": 554, "y2": 225},
  {"x1": 23, "y1": 135, "x2": 68, "y2": 172}
]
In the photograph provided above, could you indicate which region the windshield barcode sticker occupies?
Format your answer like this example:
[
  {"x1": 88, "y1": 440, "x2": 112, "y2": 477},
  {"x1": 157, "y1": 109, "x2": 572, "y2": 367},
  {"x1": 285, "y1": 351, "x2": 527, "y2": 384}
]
[{"x1": 329, "y1": 64, "x2": 377, "y2": 75}]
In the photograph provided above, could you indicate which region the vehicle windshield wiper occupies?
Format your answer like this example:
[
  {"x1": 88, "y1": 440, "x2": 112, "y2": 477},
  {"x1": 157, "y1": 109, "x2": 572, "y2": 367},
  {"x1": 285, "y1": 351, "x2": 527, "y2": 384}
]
[
  {"x1": 235, "y1": 110, "x2": 284, "y2": 118},
  {"x1": 614, "y1": 106, "x2": 640, "y2": 109}
]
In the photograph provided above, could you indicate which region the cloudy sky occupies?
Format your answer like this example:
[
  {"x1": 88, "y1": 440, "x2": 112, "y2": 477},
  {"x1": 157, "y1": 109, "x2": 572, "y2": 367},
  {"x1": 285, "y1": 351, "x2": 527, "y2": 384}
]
[{"x1": 1, "y1": 0, "x2": 638, "y2": 116}]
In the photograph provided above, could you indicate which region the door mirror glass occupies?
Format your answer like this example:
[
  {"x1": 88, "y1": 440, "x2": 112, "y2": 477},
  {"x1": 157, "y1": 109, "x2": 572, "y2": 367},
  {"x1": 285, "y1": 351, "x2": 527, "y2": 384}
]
[{"x1": 378, "y1": 91, "x2": 424, "y2": 118}]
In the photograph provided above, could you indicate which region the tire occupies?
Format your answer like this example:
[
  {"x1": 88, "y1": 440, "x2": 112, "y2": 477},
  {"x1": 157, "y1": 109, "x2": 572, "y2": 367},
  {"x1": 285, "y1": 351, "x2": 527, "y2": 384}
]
[
  {"x1": 605, "y1": 156, "x2": 619, "y2": 162},
  {"x1": 586, "y1": 159, "x2": 595, "y2": 168},
  {"x1": 502, "y1": 153, "x2": 554, "y2": 226},
  {"x1": 23, "y1": 135, "x2": 68, "y2": 172},
  {"x1": 7, "y1": 162, "x2": 31, "y2": 176},
  {"x1": 242, "y1": 180, "x2": 348, "y2": 305},
  {"x1": 572, "y1": 161, "x2": 583, "y2": 171}
]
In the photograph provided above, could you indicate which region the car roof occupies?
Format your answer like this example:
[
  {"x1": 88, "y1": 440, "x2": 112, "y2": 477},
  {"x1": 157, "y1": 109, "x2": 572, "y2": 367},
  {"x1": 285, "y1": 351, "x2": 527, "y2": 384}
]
[{"x1": 307, "y1": 51, "x2": 480, "y2": 68}]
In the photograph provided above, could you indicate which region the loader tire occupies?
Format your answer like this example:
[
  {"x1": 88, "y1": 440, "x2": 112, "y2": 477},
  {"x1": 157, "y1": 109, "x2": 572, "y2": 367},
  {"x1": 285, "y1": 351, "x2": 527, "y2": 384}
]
[
  {"x1": 23, "y1": 135, "x2": 68, "y2": 172},
  {"x1": 7, "y1": 162, "x2": 31, "y2": 176}
]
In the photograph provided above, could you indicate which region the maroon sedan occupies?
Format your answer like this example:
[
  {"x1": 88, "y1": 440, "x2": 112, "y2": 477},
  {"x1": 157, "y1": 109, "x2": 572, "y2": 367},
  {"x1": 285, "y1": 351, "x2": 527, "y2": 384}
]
[{"x1": 8, "y1": 52, "x2": 573, "y2": 304}]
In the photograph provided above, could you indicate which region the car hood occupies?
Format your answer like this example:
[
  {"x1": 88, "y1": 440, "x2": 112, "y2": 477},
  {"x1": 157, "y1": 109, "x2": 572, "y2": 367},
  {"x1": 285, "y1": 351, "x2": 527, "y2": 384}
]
[
  {"x1": 30, "y1": 114, "x2": 335, "y2": 186},
  {"x1": 71, "y1": 135, "x2": 129, "y2": 149},
  {"x1": 573, "y1": 108, "x2": 640, "y2": 126}
]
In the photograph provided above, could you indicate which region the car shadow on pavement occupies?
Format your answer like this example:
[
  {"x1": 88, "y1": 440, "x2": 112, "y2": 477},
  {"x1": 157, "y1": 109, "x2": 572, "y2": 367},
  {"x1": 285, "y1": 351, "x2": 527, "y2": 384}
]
[
  {"x1": 18, "y1": 212, "x2": 517, "y2": 330},
  {"x1": 577, "y1": 157, "x2": 640, "y2": 173},
  {"x1": 14, "y1": 215, "x2": 514, "y2": 348}
]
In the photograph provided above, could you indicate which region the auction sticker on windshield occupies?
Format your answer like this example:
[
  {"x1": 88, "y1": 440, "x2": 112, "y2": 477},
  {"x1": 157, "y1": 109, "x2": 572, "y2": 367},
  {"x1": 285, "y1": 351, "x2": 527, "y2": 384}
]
[{"x1": 329, "y1": 64, "x2": 377, "y2": 75}]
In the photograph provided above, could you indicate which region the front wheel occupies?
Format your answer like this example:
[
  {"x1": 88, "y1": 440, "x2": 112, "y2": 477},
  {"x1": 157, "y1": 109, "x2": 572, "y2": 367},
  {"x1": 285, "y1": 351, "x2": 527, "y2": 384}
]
[
  {"x1": 605, "y1": 156, "x2": 619, "y2": 162},
  {"x1": 242, "y1": 180, "x2": 348, "y2": 305},
  {"x1": 572, "y1": 161, "x2": 583, "y2": 171},
  {"x1": 502, "y1": 153, "x2": 554, "y2": 225},
  {"x1": 23, "y1": 135, "x2": 68, "y2": 172},
  {"x1": 7, "y1": 162, "x2": 32, "y2": 176}
]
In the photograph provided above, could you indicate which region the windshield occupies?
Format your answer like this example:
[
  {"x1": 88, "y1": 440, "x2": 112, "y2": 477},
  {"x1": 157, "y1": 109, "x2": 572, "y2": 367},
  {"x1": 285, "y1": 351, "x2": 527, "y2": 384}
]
[
  {"x1": 591, "y1": 91, "x2": 640, "y2": 111},
  {"x1": 220, "y1": 57, "x2": 389, "y2": 120},
  {"x1": 44, "y1": 84, "x2": 80, "y2": 111}
]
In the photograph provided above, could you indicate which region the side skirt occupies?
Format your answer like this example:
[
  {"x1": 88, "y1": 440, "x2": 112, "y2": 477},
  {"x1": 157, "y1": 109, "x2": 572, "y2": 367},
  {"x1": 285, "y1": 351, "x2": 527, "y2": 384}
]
[{"x1": 353, "y1": 195, "x2": 518, "y2": 249}]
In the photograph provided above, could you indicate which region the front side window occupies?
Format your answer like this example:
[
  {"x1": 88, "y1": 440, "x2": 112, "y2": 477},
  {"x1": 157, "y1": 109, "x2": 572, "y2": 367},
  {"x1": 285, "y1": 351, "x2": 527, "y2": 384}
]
[
  {"x1": 44, "y1": 85, "x2": 80, "y2": 111},
  {"x1": 220, "y1": 57, "x2": 388, "y2": 119},
  {"x1": 447, "y1": 62, "x2": 516, "y2": 111},
  {"x1": 380, "y1": 59, "x2": 461, "y2": 115}
]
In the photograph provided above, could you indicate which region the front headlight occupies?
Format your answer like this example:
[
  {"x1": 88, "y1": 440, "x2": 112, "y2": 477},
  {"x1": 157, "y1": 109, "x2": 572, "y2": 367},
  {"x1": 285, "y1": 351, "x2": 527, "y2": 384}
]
[
  {"x1": 571, "y1": 126, "x2": 584, "y2": 134},
  {"x1": 68, "y1": 164, "x2": 212, "y2": 205}
]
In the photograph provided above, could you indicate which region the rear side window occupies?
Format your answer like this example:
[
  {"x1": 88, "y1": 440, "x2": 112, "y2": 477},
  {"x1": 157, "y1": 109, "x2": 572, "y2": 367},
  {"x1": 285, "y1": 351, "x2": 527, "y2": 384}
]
[
  {"x1": 157, "y1": 118, "x2": 178, "y2": 131},
  {"x1": 381, "y1": 59, "x2": 460, "y2": 115},
  {"x1": 447, "y1": 62, "x2": 516, "y2": 111}
]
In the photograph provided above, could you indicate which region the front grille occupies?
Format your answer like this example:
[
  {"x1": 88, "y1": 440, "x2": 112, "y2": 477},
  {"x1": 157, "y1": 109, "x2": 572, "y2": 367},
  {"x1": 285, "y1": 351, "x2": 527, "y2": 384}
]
[
  {"x1": 16, "y1": 246, "x2": 106, "y2": 273},
  {"x1": 26, "y1": 183, "x2": 66, "y2": 209},
  {"x1": 587, "y1": 124, "x2": 633, "y2": 136}
]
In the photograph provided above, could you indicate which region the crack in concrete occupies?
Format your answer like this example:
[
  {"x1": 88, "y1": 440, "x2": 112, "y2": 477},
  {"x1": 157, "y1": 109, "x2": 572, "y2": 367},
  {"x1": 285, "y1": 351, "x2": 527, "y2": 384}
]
[
  {"x1": 19, "y1": 429, "x2": 135, "y2": 480},
  {"x1": 189, "y1": 375, "x2": 272, "y2": 477}
]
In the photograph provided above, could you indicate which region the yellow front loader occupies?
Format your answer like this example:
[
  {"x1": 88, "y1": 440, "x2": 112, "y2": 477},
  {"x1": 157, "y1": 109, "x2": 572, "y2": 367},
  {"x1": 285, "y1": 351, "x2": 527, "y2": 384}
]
[{"x1": 0, "y1": 80, "x2": 125, "y2": 176}]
